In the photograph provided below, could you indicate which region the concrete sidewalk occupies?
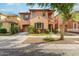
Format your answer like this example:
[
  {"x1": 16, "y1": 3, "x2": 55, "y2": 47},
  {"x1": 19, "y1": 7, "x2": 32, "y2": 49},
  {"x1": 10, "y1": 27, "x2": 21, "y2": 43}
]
[
  {"x1": 1, "y1": 43, "x2": 79, "y2": 49},
  {"x1": 37, "y1": 44, "x2": 79, "y2": 49},
  {"x1": 27, "y1": 35, "x2": 79, "y2": 38}
]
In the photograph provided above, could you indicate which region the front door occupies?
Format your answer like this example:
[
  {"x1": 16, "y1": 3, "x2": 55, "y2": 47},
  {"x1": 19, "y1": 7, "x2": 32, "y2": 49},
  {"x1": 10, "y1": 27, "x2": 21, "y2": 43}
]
[
  {"x1": 73, "y1": 23, "x2": 77, "y2": 31},
  {"x1": 22, "y1": 25, "x2": 28, "y2": 32},
  {"x1": 48, "y1": 24, "x2": 53, "y2": 32}
]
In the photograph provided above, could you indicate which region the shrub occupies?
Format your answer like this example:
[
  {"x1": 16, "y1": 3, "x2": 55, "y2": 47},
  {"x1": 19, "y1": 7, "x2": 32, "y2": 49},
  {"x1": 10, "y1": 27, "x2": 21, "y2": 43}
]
[
  {"x1": 46, "y1": 29, "x2": 50, "y2": 34},
  {"x1": 10, "y1": 27, "x2": 15, "y2": 34},
  {"x1": 43, "y1": 37, "x2": 54, "y2": 42},
  {"x1": 0, "y1": 28, "x2": 7, "y2": 33},
  {"x1": 36, "y1": 29, "x2": 41, "y2": 34},
  {"x1": 15, "y1": 27, "x2": 20, "y2": 33},
  {"x1": 10, "y1": 24, "x2": 19, "y2": 34},
  {"x1": 10, "y1": 24, "x2": 15, "y2": 34},
  {"x1": 53, "y1": 29, "x2": 58, "y2": 34},
  {"x1": 28, "y1": 25, "x2": 34, "y2": 34}
]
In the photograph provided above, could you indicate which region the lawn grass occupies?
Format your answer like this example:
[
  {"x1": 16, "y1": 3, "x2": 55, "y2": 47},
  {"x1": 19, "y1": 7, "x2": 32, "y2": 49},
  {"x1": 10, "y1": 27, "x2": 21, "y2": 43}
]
[{"x1": 29, "y1": 33, "x2": 49, "y2": 36}]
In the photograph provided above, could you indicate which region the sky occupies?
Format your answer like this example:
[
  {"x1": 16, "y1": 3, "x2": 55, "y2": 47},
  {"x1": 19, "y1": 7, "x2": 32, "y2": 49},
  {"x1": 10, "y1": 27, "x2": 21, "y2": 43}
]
[{"x1": 0, "y1": 3, "x2": 79, "y2": 15}]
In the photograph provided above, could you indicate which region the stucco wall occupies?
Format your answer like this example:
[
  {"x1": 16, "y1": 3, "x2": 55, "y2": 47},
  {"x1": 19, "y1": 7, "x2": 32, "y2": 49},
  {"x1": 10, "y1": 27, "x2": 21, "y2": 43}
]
[
  {"x1": 30, "y1": 16, "x2": 48, "y2": 29},
  {"x1": 2, "y1": 22, "x2": 11, "y2": 32},
  {"x1": 0, "y1": 14, "x2": 7, "y2": 21},
  {"x1": 7, "y1": 16, "x2": 18, "y2": 23}
]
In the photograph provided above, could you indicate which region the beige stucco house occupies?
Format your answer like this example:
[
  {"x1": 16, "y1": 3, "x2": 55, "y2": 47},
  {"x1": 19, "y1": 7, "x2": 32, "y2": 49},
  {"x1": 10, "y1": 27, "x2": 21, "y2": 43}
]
[{"x1": 0, "y1": 13, "x2": 19, "y2": 32}]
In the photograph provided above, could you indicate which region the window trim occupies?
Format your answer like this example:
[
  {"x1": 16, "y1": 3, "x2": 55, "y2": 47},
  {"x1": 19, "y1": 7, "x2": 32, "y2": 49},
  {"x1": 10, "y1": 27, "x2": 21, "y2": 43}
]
[
  {"x1": 23, "y1": 15, "x2": 29, "y2": 20},
  {"x1": 34, "y1": 23, "x2": 44, "y2": 29}
]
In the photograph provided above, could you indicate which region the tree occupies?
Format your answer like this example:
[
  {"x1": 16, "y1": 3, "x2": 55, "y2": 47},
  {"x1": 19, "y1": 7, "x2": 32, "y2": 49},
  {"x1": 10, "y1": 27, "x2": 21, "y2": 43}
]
[
  {"x1": 27, "y1": 3, "x2": 75, "y2": 40},
  {"x1": 52, "y1": 4, "x2": 75, "y2": 40},
  {"x1": 72, "y1": 11, "x2": 79, "y2": 21}
]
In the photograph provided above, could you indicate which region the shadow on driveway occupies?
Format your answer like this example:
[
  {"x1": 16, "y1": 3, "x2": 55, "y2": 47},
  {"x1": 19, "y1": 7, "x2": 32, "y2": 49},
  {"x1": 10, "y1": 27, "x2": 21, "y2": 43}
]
[{"x1": 0, "y1": 44, "x2": 65, "y2": 56}]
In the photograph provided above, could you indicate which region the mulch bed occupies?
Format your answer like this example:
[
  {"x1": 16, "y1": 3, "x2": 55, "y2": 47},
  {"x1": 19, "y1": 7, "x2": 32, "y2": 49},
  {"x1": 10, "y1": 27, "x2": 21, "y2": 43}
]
[{"x1": 22, "y1": 37, "x2": 79, "y2": 44}]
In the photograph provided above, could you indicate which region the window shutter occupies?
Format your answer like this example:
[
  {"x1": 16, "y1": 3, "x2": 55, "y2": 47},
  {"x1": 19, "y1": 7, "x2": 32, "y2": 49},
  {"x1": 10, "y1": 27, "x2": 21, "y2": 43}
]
[
  {"x1": 42, "y1": 23, "x2": 44, "y2": 29},
  {"x1": 34, "y1": 23, "x2": 36, "y2": 29}
]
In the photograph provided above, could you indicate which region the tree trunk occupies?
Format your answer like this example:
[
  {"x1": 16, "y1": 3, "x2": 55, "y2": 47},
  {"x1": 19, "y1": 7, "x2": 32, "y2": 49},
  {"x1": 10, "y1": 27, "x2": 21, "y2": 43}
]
[{"x1": 59, "y1": 24, "x2": 64, "y2": 40}]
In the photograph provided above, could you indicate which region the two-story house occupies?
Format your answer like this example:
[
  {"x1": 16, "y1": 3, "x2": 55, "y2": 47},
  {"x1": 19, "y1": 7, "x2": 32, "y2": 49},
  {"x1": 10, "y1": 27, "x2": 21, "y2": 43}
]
[
  {"x1": 19, "y1": 11, "x2": 30, "y2": 31},
  {"x1": 19, "y1": 9, "x2": 79, "y2": 32},
  {"x1": 19, "y1": 9, "x2": 55, "y2": 32}
]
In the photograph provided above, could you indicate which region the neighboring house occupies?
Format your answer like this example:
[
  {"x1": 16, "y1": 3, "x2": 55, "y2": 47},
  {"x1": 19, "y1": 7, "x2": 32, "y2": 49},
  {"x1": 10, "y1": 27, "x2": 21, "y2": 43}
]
[
  {"x1": 64, "y1": 11, "x2": 79, "y2": 32},
  {"x1": 0, "y1": 13, "x2": 19, "y2": 32}
]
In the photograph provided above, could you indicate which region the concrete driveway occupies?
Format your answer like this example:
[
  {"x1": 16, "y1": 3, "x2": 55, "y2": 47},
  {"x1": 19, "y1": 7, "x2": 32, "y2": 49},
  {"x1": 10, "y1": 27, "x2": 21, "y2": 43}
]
[
  {"x1": 0, "y1": 32, "x2": 27, "y2": 48},
  {"x1": 1, "y1": 32, "x2": 79, "y2": 49},
  {"x1": 0, "y1": 32, "x2": 79, "y2": 56}
]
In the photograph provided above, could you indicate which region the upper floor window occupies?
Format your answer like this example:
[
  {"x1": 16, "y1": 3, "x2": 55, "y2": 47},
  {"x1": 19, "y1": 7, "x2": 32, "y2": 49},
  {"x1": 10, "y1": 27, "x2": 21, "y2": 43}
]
[
  {"x1": 23, "y1": 15, "x2": 29, "y2": 20},
  {"x1": 32, "y1": 12, "x2": 36, "y2": 17},
  {"x1": 31, "y1": 11, "x2": 47, "y2": 17},
  {"x1": 42, "y1": 12, "x2": 46, "y2": 16}
]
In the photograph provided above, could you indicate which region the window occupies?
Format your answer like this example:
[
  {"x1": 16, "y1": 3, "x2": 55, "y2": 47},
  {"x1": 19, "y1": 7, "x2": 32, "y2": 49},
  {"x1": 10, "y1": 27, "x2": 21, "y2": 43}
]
[
  {"x1": 32, "y1": 12, "x2": 36, "y2": 17},
  {"x1": 42, "y1": 12, "x2": 45, "y2": 16},
  {"x1": 34, "y1": 23, "x2": 44, "y2": 29},
  {"x1": 25, "y1": 15, "x2": 28, "y2": 19},
  {"x1": 73, "y1": 23, "x2": 77, "y2": 30},
  {"x1": 23, "y1": 15, "x2": 29, "y2": 20}
]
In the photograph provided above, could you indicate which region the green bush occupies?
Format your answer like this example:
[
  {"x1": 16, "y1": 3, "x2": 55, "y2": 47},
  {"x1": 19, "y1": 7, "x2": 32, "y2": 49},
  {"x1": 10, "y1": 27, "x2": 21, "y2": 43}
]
[
  {"x1": 46, "y1": 29, "x2": 50, "y2": 34},
  {"x1": 43, "y1": 37, "x2": 54, "y2": 42},
  {"x1": 28, "y1": 25, "x2": 34, "y2": 34},
  {"x1": 10, "y1": 24, "x2": 19, "y2": 34},
  {"x1": 0, "y1": 28, "x2": 7, "y2": 33},
  {"x1": 15, "y1": 27, "x2": 20, "y2": 33},
  {"x1": 53, "y1": 29, "x2": 58, "y2": 34},
  {"x1": 10, "y1": 24, "x2": 15, "y2": 34},
  {"x1": 10, "y1": 27, "x2": 15, "y2": 34},
  {"x1": 36, "y1": 29, "x2": 41, "y2": 34}
]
